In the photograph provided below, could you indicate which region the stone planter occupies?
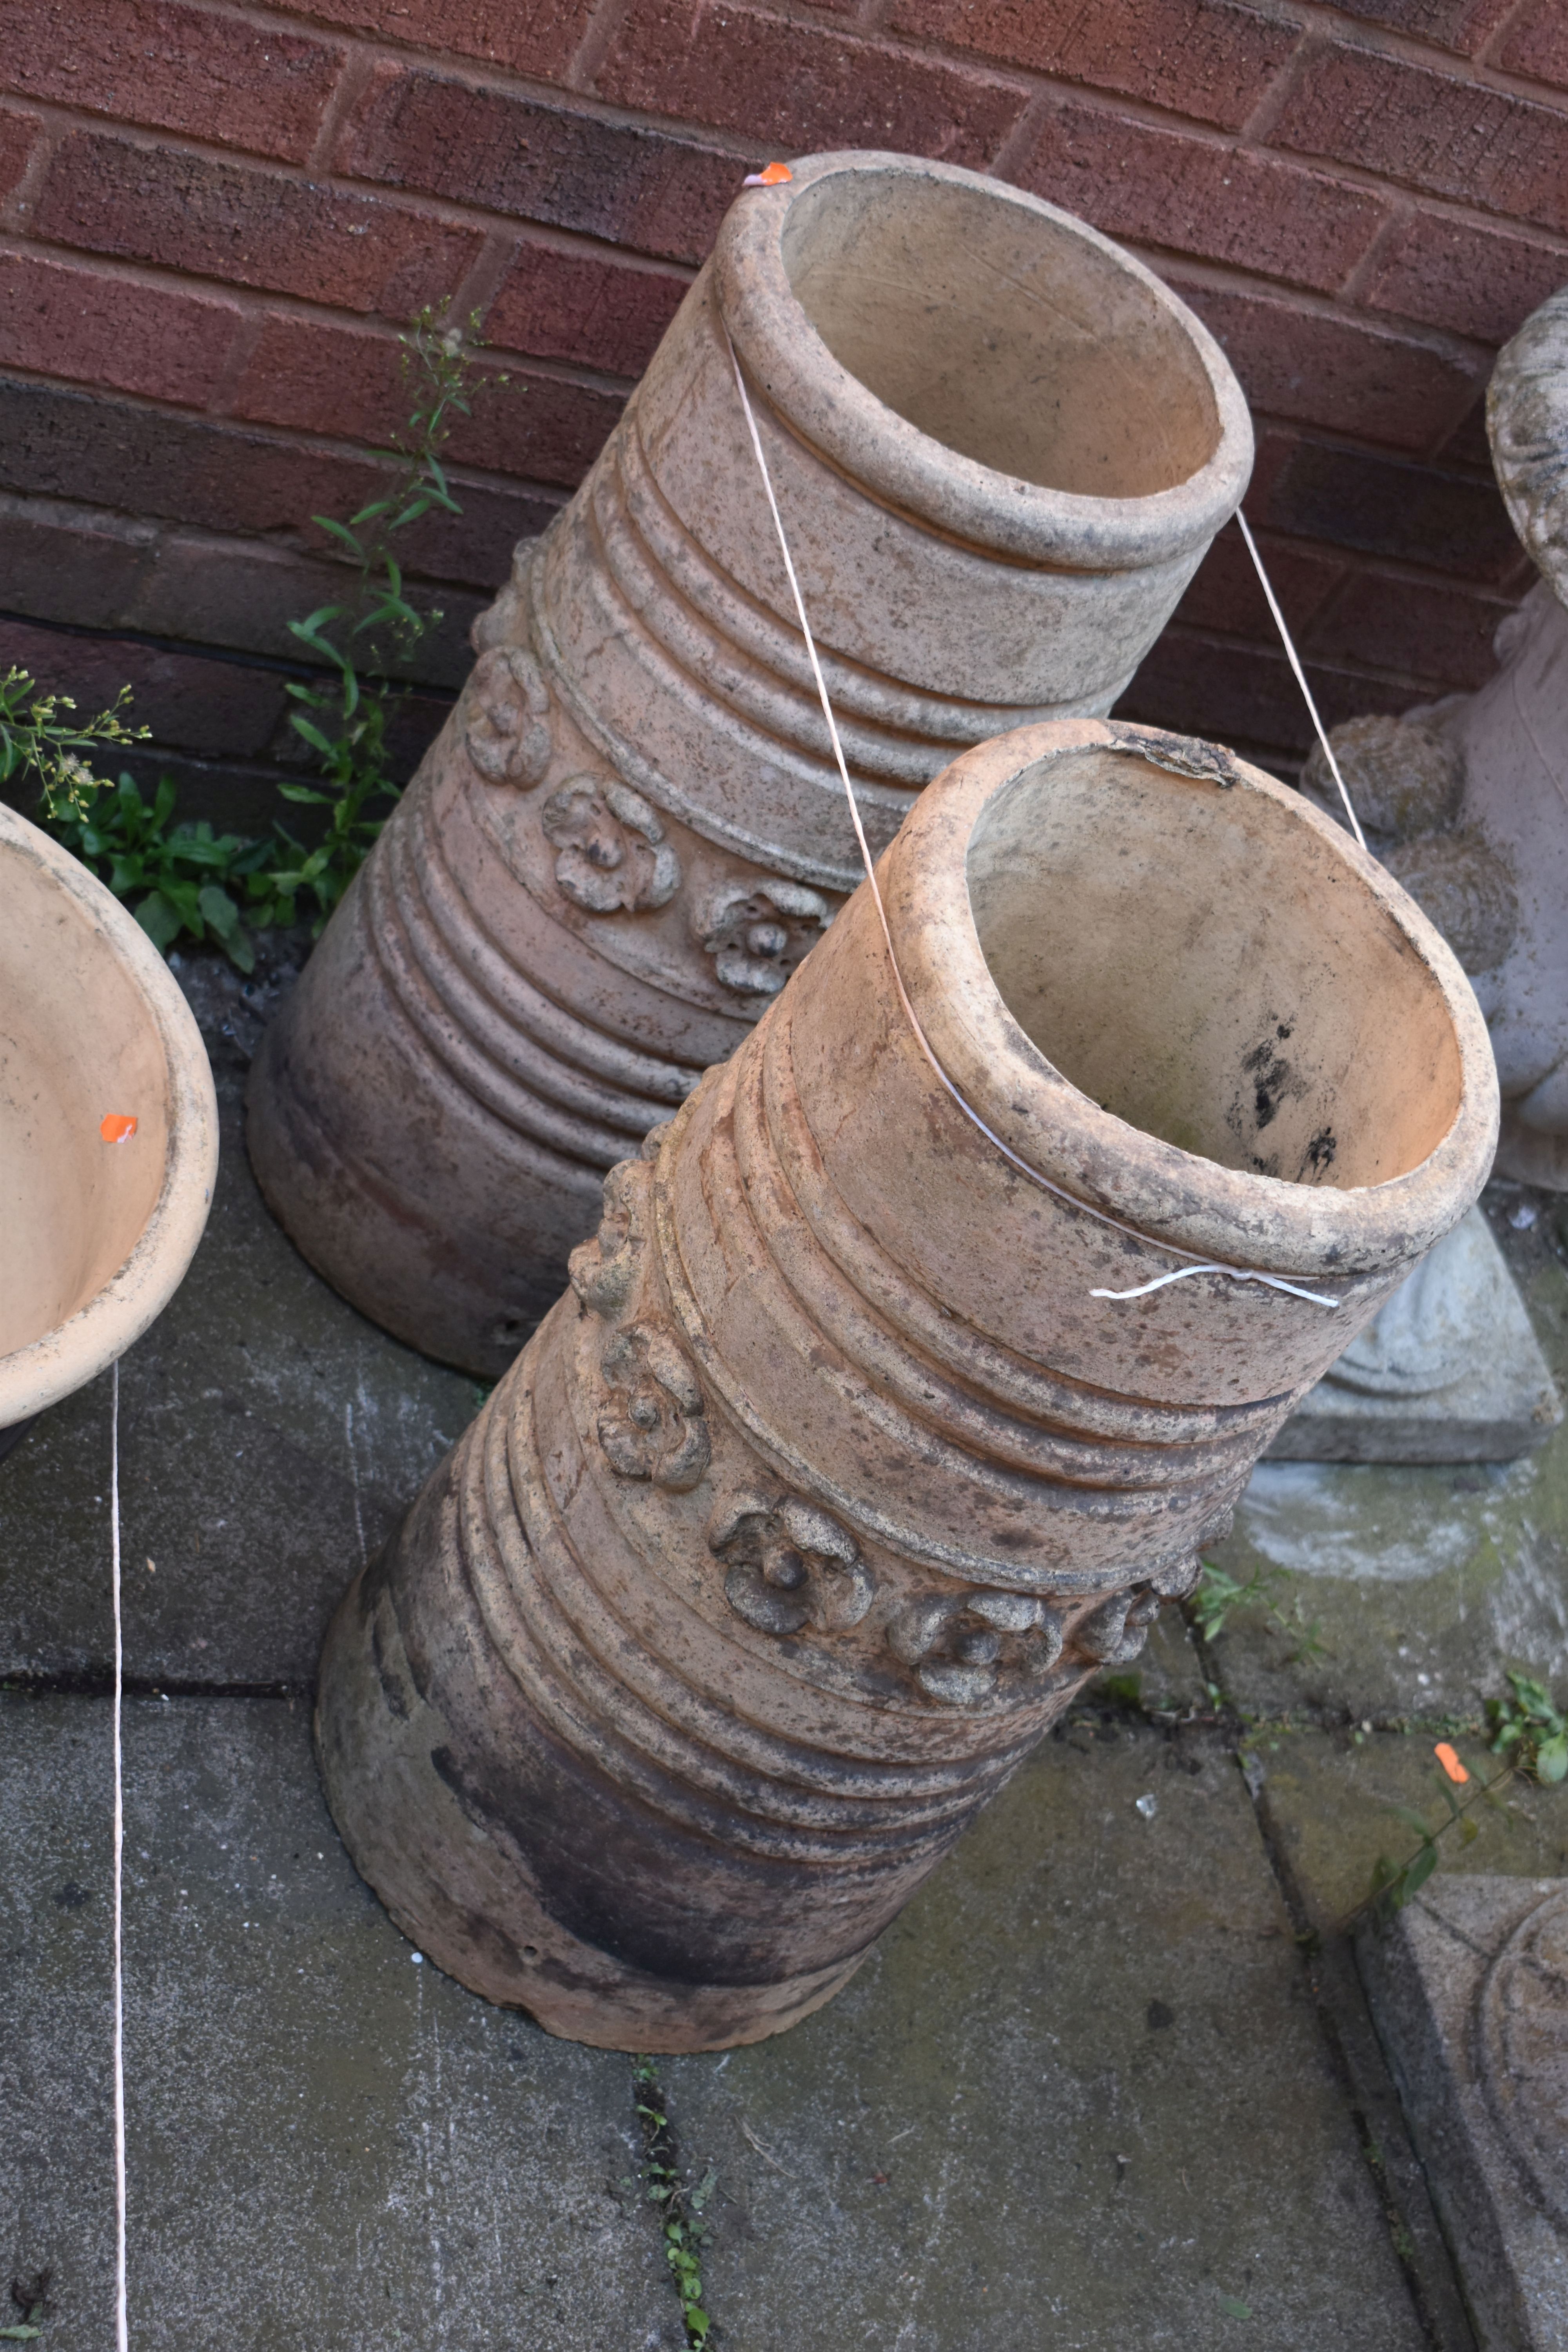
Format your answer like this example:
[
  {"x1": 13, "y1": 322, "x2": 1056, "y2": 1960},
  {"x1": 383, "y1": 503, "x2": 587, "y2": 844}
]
[
  {"x1": 314, "y1": 717, "x2": 1495, "y2": 2052},
  {"x1": 248, "y1": 148, "x2": 1254, "y2": 1377},
  {"x1": 0, "y1": 804, "x2": 218, "y2": 1457}
]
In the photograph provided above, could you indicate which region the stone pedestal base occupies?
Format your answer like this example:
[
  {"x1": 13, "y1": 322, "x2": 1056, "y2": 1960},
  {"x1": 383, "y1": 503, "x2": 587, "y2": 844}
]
[
  {"x1": 1269, "y1": 1210, "x2": 1561, "y2": 1464},
  {"x1": 1359, "y1": 1876, "x2": 1568, "y2": 2351}
]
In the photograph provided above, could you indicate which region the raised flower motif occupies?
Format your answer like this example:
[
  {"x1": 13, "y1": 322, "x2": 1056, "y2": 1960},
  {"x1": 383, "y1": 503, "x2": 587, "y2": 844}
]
[
  {"x1": 597, "y1": 1321, "x2": 710, "y2": 1492},
  {"x1": 887, "y1": 1588, "x2": 1067, "y2": 1708},
  {"x1": 709, "y1": 1494, "x2": 874, "y2": 1636},
  {"x1": 693, "y1": 877, "x2": 831, "y2": 995},
  {"x1": 542, "y1": 778, "x2": 682, "y2": 915},
  {"x1": 463, "y1": 645, "x2": 552, "y2": 787}
]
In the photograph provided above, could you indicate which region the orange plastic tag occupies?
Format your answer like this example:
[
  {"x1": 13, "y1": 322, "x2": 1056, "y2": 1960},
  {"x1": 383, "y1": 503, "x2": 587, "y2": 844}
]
[
  {"x1": 1434, "y1": 1741, "x2": 1468, "y2": 1785},
  {"x1": 742, "y1": 161, "x2": 793, "y2": 188},
  {"x1": 100, "y1": 1113, "x2": 138, "y2": 1144}
]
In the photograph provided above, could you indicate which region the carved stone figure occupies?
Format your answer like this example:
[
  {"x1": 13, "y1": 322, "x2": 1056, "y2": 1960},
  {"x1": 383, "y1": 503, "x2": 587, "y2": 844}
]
[
  {"x1": 1275, "y1": 287, "x2": 1568, "y2": 1461},
  {"x1": 314, "y1": 719, "x2": 1494, "y2": 2052},
  {"x1": 247, "y1": 149, "x2": 1254, "y2": 1376},
  {"x1": 1300, "y1": 282, "x2": 1568, "y2": 1190}
]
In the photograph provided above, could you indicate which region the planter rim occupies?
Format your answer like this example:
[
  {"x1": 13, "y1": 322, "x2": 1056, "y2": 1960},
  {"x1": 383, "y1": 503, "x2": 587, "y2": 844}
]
[
  {"x1": 0, "y1": 804, "x2": 219, "y2": 1428},
  {"x1": 715, "y1": 148, "x2": 1254, "y2": 572},
  {"x1": 883, "y1": 718, "x2": 1499, "y2": 1280}
]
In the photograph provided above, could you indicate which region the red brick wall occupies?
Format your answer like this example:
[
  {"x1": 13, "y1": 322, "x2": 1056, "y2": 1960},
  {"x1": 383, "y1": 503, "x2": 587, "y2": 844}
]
[{"x1": 2, "y1": 0, "x2": 1564, "y2": 820}]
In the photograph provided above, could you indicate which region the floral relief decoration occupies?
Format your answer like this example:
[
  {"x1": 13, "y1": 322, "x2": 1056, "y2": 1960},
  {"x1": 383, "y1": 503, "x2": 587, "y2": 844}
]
[
  {"x1": 463, "y1": 645, "x2": 553, "y2": 788},
  {"x1": 887, "y1": 1588, "x2": 1069, "y2": 1708},
  {"x1": 708, "y1": 1493, "x2": 875, "y2": 1636},
  {"x1": 597, "y1": 1320, "x2": 711, "y2": 1492},
  {"x1": 542, "y1": 778, "x2": 682, "y2": 914},
  {"x1": 693, "y1": 876, "x2": 832, "y2": 994}
]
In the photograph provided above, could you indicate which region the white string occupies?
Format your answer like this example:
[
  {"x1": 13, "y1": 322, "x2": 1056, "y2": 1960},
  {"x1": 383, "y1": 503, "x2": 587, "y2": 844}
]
[
  {"x1": 110, "y1": 1368, "x2": 127, "y2": 2350},
  {"x1": 724, "y1": 334, "x2": 1341, "y2": 1312},
  {"x1": 110, "y1": 1358, "x2": 128, "y2": 2352},
  {"x1": 1235, "y1": 508, "x2": 1367, "y2": 853}
]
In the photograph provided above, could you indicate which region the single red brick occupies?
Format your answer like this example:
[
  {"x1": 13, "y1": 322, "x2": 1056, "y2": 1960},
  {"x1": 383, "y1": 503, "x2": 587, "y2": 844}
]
[
  {"x1": 1258, "y1": 434, "x2": 1521, "y2": 579},
  {"x1": 1269, "y1": 43, "x2": 1568, "y2": 236},
  {"x1": 0, "y1": 250, "x2": 244, "y2": 407},
  {"x1": 445, "y1": 367, "x2": 621, "y2": 486},
  {"x1": 0, "y1": 490, "x2": 154, "y2": 627},
  {"x1": 0, "y1": 0, "x2": 345, "y2": 163},
  {"x1": 0, "y1": 102, "x2": 38, "y2": 194},
  {"x1": 1116, "y1": 626, "x2": 1419, "y2": 754},
  {"x1": 288, "y1": 0, "x2": 596, "y2": 79},
  {"x1": 129, "y1": 528, "x2": 489, "y2": 678},
  {"x1": 1014, "y1": 103, "x2": 1387, "y2": 294},
  {"x1": 1167, "y1": 278, "x2": 1485, "y2": 452},
  {"x1": 594, "y1": 2, "x2": 1027, "y2": 165},
  {"x1": 1309, "y1": 0, "x2": 1511, "y2": 56},
  {"x1": 886, "y1": 0, "x2": 1303, "y2": 133},
  {"x1": 33, "y1": 132, "x2": 484, "y2": 317},
  {"x1": 0, "y1": 372, "x2": 555, "y2": 583},
  {"x1": 0, "y1": 612, "x2": 289, "y2": 757},
  {"x1": 484, "y1": 244, "x2": 690, "y2": 377},
  {"x1": 1359, "y1": 214, "x2": 1568, "y2": 347},
  {"x1": 1303, "y1": 570, "x2": 1517, "y2": 687},
  {"x1": 227, "y1": 313, "x2": 623, "y2": 487},
  {"x1": 1171, "y1": 528, "x2": 1346, "y2": 643},
  {"x1": 337, "y1": 65, "x2": 743, "y2": 268},
  {"x1": 94, "y1": 747, "x2": 308, "y2": 837},
  {"x1": 225, "y1": 314, "x2": 429, "y2": 448},
  {"x1": 1491, "y1": 0, "x2": 1568, "y2": 89},
  {"x1": 1434, "y1": 393, "x2": 1494, "y2": 472}
]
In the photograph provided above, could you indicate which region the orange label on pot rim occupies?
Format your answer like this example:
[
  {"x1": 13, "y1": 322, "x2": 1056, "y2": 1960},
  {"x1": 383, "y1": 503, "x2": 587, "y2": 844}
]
[{"x1": 100, "y1": 1113, "x2": 138, "y2": 1144}]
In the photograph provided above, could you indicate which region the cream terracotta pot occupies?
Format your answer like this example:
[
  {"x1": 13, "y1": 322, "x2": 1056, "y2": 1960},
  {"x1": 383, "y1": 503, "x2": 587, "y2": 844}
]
[
  {"x1": 248, "y1": 149, "x2": 1254, "y2": 1377},
  {"x1": 314, "y1": 719, "x2": 1495, "y2": 2053},
  {"x1": 0, "y1": 804, "x2": 218, "y2": 1455}
]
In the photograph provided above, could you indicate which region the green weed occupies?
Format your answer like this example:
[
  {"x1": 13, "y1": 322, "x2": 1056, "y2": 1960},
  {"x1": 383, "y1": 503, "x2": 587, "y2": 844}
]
[
  {"x1": 39, "y1": 769, "x2": 274, "y2": 973},
  {"x1": 1191, "y1": 1559, "x2": 1328, "y2": 1666},
  {"x1": 0, "y1": 667, "x2": 148, "y2": 812},
  {"x1": 1486, "y1": 1669, "x2": 1568, "y2": 1785},
  {"x1": 1356, "y1": 1679, "x2": 1563, "y2": 1928},
  {"x1": 634, "y1": 2057, "x2": 715, "y2": 2346},
  {"x1": 29, "y1": 299, "x2": 508, "y2": 964},
  {"x1": 274, "y1": 301, "x2": 505, "y2": 933}
]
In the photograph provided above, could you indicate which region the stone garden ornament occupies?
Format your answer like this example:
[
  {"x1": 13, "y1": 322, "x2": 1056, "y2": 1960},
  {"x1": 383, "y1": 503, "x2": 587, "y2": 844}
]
[
  {"x1": 1301, "y1": 282, "x2": 1568, "y2": 1190},
  {"x1": 1269, "y1": 284, "x2": 1568, "y2": 1461},
  {"x1": 248, "y1": 148, "x2": 1253, "y2": 1376},
  {"x1": 315, "y1": 717, "x2": 1496, "y2": 2053}
]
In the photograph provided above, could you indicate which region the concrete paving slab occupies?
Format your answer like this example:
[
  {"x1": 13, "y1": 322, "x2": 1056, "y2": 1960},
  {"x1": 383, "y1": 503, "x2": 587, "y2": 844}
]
[
  {"x1": 1243, "y1": 1727, "x2": 1568, "y2": 1937},
  {"x1": 1199, "y1": 1193, "x2": 1568, "y2": 1729},
  {"x1": 1359, "y1": 1875, "x2": 1568, "y2": 2352},
  {"x1": 0, "y1": 1049, "x2": 479, "y2": 1691},
  {"x1": 2, "y1": 1690, "x2": 1454, "y2": 2352},
  {"x1": 660, "y1": 1720, "x2": 1432, "y2": 2352},
  {"x1": 0, "y1": 1690, "x2": 674, "y2": 2352}
]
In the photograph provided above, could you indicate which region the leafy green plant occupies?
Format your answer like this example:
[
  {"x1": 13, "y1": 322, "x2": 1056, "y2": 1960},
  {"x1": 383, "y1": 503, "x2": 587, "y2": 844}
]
[
  {"x1": 270, "y1": 302, "x2": 506, "y2": 933},
  {"x1": 0, "y1": 666, "x2": 148, "y2": 810},
  {"x1": 1362, "y1": 1746, "x2": 1505, "y2": 1929},
  {"x1": 1487, "y1": 1670, "x2": 1568, "y2": 1784},
  {"x1": 40, "y1": 768, "x2": 273, "y2": 973},
  {"x1": 0, "y1": 2270, "x2": 49, "y2": 2341},
  {"x1": 29, "y1": 300, "x2": 508, "y2": 964},
  {"x1": 634, "y1": 2058, "x2": 715, "y2": 2346},
  {"x1": 1191, "y1": 1559, "x2": 1328, "y2": 1666}
]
